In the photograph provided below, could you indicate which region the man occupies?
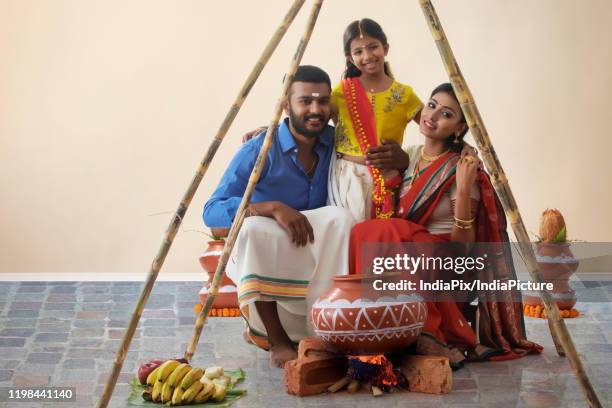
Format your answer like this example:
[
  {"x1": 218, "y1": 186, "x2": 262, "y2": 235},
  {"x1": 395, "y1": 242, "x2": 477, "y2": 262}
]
[{"x1": 203, "y1": 66, "x2": 355, "y2": 367}]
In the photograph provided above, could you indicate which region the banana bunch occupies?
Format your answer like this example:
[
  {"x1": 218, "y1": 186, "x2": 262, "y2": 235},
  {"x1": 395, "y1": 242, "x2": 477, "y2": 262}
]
[{"x1": 141, "y1": 361, "x2": 229, "y2": 405}]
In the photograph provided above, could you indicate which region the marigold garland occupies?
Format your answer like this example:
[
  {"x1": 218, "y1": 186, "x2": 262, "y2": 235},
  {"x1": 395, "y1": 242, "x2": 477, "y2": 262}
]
[
  {"x1": 193, "y1": 304, "x2": 241, "y2": 317},
  {"x1": 523, "y1": 304, "x2": 579, "y2": 319},
  {"x1": 343, "y1": 78, "x2": 394, "y2": 219}
]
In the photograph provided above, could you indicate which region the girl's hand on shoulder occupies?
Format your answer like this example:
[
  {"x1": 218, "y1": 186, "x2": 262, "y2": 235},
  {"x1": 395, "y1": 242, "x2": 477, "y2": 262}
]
[
  {"x1": 242, "y1": 126, "x2": 268, "y2": 143},
  {"x1": 456, "y1": 155, "x2": 479, "y2": 194},
  {"x1": 366, "y1": 140, "x2": 410, "y2": 171}
]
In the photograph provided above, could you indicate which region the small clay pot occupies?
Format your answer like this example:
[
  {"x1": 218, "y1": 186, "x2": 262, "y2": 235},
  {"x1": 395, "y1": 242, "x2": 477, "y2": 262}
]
[
  {"x1": 198, "y1": 240, "x2": 238, "y2": 309},
  {"x1": 311, "y1": 274, "x2": 427, "y2": 355},
  {"x1": 523, "y1": 242, "x2": 578, "y2": 310}
]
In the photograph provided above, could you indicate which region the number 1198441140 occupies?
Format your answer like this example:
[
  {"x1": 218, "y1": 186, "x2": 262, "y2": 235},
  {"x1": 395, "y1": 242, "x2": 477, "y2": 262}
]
[{"x1": 1, "y1": 387, "x2": 76, "y2": 402}]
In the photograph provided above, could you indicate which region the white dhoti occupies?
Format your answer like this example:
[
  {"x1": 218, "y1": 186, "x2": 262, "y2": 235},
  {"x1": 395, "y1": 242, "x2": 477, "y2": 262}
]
[
  {"x1": 327, "y1": 154, "x2": 373, "y2": 223},
  {"x1": 225, "y1": 206, "x2": 355, "y2": 347}
]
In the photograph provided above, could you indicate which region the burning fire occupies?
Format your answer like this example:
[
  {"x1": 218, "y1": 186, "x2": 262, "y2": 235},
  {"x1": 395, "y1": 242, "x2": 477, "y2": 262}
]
[{"x1": 347, "y1": 355, "x2": 404, "y2": 389}]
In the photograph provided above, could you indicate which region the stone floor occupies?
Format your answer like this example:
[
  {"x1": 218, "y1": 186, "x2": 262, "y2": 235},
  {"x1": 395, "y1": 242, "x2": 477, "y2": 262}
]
[{"x1": 0, "y1": 281, "x2": 611, "y2": 407}]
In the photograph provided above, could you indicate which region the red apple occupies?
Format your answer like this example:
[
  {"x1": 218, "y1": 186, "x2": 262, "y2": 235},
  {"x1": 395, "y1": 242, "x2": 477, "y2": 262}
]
[{"x1": 137, "y1": 360, "x2": 164, "y2": 385}]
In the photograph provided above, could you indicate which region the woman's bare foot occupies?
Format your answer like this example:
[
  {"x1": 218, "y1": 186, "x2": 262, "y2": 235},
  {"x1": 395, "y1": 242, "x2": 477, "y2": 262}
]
[{"x1": 269, "y1": 343, "x2": 297, "y2": 368}]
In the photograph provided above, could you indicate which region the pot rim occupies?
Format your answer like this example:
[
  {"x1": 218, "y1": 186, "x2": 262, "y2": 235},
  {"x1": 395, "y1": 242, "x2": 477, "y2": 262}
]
[
  {"x1": 534, "y1": 241, "x2": 571, "y2": 248},
  {"x1": 332, "y1": 272, "x2": 402, "y2": 283}
]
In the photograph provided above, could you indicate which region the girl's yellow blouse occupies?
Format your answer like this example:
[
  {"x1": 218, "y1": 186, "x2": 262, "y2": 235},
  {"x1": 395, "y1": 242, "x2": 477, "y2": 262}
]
[{"x1": 331, "y1": 80, "x2": 423, "y2": 156}]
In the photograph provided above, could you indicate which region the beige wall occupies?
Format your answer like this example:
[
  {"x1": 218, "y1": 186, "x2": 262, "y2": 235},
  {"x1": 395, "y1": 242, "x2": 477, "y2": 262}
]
[{"x1": 1, "y1": 0, "x2": 611, "y2": 274}]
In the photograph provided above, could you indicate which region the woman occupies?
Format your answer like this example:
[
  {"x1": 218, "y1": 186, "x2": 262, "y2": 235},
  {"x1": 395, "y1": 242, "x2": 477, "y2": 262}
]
[{"x1": 348, "y1": 83, "x2": 542, "y2": 367}]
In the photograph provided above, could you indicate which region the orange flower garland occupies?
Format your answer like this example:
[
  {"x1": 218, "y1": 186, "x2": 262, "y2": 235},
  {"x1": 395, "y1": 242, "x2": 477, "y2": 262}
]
[
  {"x1": 193, "y1": 304, "x2": 241, "y2": 317},
  {"x1": 343, "y1": 78, "x2": 394, "y2": 219},
  {"x1": 523, "y1": 304, "x2": 579, "y2": 319}
]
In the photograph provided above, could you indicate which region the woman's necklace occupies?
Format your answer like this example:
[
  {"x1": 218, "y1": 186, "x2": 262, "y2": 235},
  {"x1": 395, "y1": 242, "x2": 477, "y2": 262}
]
[
  {"x1": 408, "y1": 149, "x2": 443, "y2": 189},
  {"x1": 408, "y1": 158, "x2": 423, "y2": 189},
  {"x1": 421, "y1": 149, "x2": 449, "y2": 163}
]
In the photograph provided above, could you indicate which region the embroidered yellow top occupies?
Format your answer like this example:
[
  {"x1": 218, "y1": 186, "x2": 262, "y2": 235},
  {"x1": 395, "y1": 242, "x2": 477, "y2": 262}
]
[{"x1": 331, "y1": 80, "x2": 423, "y2": 156}]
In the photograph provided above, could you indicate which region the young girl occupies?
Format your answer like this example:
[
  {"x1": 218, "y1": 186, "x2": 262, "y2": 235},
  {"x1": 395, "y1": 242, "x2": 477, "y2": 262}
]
[{"x1": 328, "y1": 18, "x2": 423, "y2": 222}]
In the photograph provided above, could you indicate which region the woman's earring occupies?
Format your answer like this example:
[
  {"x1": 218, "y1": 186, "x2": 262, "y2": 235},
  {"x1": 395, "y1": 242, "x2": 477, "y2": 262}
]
[{"x1": 454, "y1": 132, "x2": 460, "y2": 144}]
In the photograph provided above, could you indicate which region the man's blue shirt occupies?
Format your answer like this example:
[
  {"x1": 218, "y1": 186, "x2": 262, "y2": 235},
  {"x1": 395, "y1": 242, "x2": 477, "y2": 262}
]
[{"x1": 203, "y1": 118, "x2": 334, "y2": 228}]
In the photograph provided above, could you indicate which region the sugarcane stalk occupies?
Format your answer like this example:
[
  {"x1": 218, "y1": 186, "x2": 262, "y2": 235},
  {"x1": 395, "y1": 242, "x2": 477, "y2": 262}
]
[
  {"x1": 95, "y1": 2, "x2": 306, "y2": 407},
  {"x1": 418, "y1": 1, "x2": 602, "y2": 407},
  {"x1": 185, "y1": 0, "x2": 325, "y2": 360}
]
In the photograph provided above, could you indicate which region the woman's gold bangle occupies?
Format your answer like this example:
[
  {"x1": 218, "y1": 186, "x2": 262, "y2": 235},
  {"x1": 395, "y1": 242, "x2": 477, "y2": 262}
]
[
  {"x1": 453, "y1": 216, "x2": 475, "y2": 229},
  {"x1": 454, "y1": 216, "x2": 475, "y2": 224},
  {"x1": 454, "y1": 221, "x2": 473, "y2": 230}
]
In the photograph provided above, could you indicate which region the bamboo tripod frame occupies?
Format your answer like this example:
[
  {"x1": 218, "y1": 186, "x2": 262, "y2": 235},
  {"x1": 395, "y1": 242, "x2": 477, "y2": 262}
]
[
  {"x1": 97, "y1": 1, "x2": 601, "y2": 406},
  {"x1": 95, "y1": 1, "x2": 308, "y2": 406},
  {"x1": 418, "y1": 1, "x2": 601, "y2": 407}
]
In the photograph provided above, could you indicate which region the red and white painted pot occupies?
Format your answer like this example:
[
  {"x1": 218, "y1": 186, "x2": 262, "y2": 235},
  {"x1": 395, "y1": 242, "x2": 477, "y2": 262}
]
[
  {"x1": 311, "y1": 274, "x2": 427, "y2": 354},
  {"x1": 198, "y1": 240, "x2": 238, "y2": 309}
]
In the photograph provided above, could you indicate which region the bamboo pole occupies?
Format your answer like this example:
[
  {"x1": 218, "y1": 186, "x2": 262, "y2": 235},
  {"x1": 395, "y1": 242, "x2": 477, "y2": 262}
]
[
  {"x1": 185, "y1": 0, "x2": 325, "y2": 361},
  {"x1": 95, "y1": 2, "x2": 306, "y2": 407},
  {"x1": 418, "y1": 1, "x2": 602, "y2": 407}
]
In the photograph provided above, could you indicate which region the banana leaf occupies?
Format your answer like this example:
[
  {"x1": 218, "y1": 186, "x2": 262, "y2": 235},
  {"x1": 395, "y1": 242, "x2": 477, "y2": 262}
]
[{"x1": 127, "y1": 369, "x2": 246, "y2": 407}]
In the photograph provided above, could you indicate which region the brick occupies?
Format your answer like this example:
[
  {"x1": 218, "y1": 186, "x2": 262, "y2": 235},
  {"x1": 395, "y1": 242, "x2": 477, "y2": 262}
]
[
  {"x1": 70, "y1": 338, "x2": 104, "y2": 348},
  {"x1": 5, "y1": 318, "x2": 37, "y2": 327},
  {"x1": 82, "y1": 294, "x2": 112, "y2": 302},
  {"x1": 142, "y1": 318, "x2": 176, "y2": 327},
  {"x1": 40, "y1": 310, "x2": 75, "y2": 319},
  {"x1": 109, "y1": 329, "x2": 140, "y2": 339},
  {"x1": 74, "y1": 319, "x2": 104, "y2": 328},
  {"x1": 80, "y1": 286, "x2": 110, "y2": 294},
  {"x1": 63, "y1": 358, "x2": 95, "y2": 369},
  {"x1": 7, "y1": 310, "x2": 39, "y2": 318},
  {"x1": 0, "y1": 328, "x2": 35, "y2": 337},
  {"x1": 9, "y1": 302, "x2": 43, "y2": 310},
  {"x1": 297, "y1": 338, "x2": 341, "y2": 360},
  {"x1": 107, "y1": 320, "x2": 128, "y2": 328},
  {"x1": 17, "y1": 285, "x2": 46, "y2": 293},
  {"x1": 0, "y1": 338, "x2": 26, "y2": 347},
  {"x1": 143, "y1": 327, "x2": 176, "y2": 338},
  {"x1": 400, "y1": 355, "x2": 452, "y2": 394},
  {"x1": 34, "y1": 332, "x2": 69, "y2": 342},
  {"x1": 50, "y1": 286, "x2": 76, "y2": 294},
  {"x1": 71, "y1": 328, "x2": 105, "y2": 338},
  {"x1": 44, "y1": 302, "x2": 75, "y2": 311},
  {"x1": 284, "y1": 356, "x2": 347, "y2": 396},
  {"x1": 142, "y1": 309, "x2": 175, "y2": 318},
  {"x1": 47, "y1": 294, "x2": 77, "y2": 302},
  {"x1": 13, "y1": 375, "x2": 49, "y2": 387},
  {"x1": 0, "y1": 370, "x2": 14, "y2": 381},
  {"x1": 39, "y1": 323, "x2": 71, "y2": 332},
  {"x1": 77, "y1": 311, "x2": 108, "y2": 319},
  {"x1": 26, "y1": 352, "x2": 63, "y2": 364}
]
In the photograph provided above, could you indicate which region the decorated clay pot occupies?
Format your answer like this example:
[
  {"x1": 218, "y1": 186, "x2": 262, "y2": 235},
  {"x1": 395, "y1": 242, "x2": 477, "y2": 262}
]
[
  {"x1": 311, "y1": 274, "x2": 427, "y2": 355},
  {"x1": 198, "y1": 240, "x2": 239, "y2": 309},
  {"x1": 523, "y1": 242, "x2": 579, "y2": 310}
]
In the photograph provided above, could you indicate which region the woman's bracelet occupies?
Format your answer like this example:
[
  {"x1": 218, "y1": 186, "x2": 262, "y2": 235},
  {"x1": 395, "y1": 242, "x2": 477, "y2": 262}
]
[
  {"x1": 453, "y1": 221, "x2": 473, "y2": 230},
  {"x1": 453, "y1": 216, "x2": 475, "y2": 229}
]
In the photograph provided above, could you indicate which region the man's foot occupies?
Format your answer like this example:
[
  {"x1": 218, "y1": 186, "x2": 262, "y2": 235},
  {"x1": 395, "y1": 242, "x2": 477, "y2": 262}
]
[{"x1": 269, "y1": 343, "x2": 297, "y2": 368}]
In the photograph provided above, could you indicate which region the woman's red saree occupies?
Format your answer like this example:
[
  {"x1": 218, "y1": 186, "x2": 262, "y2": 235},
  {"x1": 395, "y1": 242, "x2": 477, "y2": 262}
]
[{"x1": 348, "y1": 151, "x2": 542, "y2": 367}]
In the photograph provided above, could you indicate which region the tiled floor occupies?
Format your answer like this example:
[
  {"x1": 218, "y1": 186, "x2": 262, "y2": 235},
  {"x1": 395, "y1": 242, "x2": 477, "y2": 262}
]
[{"x1": 0, "y1": 281, "x2": 611, "y2": 407}]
